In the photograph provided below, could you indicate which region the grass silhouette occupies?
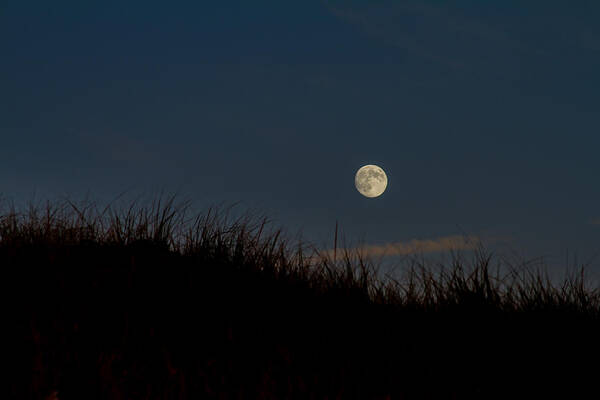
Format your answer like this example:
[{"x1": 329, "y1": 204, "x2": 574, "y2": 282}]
[{"x1": 3, "y1": 196, "x2": 599, "y2": 399}]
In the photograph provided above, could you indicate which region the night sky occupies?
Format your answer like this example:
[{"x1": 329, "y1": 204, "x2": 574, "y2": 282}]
[{"x1": 2, "y1": 1, "x2": 599, "y2": 273}]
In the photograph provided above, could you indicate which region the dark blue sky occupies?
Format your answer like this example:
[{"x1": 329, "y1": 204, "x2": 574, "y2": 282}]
[{"x1": 1, "y1": 1, "x2": 599, "y2": 272}]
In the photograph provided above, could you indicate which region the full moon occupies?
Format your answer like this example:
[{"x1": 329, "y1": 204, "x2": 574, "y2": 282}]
[{"x1": 355, "y1": 164, "x2": 388, "y2": 198}]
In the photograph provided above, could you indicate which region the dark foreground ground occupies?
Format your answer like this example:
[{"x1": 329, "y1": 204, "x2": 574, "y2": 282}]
[{"x1": 3, "y1": 200, "x2": 599, "y2": 399}]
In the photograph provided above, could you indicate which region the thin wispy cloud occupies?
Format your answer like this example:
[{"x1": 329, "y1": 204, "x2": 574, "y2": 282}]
[
  {"x1": 77, "y1": 131, "x2": 160, "y2": 165},
  {"x1": 322, "y1": 0, "x2": 515, "y2": 71},
  {"x1": 322, "y1": 235, "x2": 481, "y2": 259},
  {"x1": 323, "y1": 1, "x2": 600, "y2": 76}
]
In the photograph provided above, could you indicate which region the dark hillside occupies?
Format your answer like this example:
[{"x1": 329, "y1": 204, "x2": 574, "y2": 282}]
[{"x1": 3, "y1": 199, "x2": 599, "y2": 399}]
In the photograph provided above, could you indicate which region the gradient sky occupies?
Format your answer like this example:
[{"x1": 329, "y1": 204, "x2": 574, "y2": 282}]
[{"x1": 2, "y1": 1, "x2": 599, "y2": 273}]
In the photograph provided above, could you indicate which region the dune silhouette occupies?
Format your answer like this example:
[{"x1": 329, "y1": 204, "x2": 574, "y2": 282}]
[{"x1": 4, "y1": 197, "x2": 599, "y2": 399}]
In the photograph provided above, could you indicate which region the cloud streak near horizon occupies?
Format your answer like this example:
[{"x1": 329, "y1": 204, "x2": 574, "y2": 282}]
[{"x1": 321, "y1": 235, "x2": 481, "y2": 259}]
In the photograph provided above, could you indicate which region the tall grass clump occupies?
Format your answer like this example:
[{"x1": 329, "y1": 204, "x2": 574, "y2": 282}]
[{"x1": 3, "y1": 196, "x2": 599, "y2": 399}]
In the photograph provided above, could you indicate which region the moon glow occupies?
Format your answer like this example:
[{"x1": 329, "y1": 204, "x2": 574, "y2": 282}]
[{"x1": 355, "y1": 164, "x2": 388, "y2": 198}]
